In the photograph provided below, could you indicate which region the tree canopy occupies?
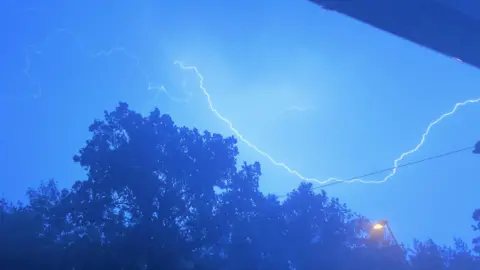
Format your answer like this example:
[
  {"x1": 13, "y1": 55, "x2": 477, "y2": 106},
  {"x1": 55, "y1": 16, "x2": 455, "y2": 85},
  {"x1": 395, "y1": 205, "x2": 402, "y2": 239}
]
[{"x1": 1, "y1": 102, "x2": 479, "y2": 269}]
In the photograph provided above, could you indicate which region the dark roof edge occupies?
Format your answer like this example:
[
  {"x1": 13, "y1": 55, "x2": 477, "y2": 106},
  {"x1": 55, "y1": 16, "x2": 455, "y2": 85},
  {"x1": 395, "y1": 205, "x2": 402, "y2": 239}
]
[{"x1": 309, "y1": 0, "x2": 480, "y2": 69}]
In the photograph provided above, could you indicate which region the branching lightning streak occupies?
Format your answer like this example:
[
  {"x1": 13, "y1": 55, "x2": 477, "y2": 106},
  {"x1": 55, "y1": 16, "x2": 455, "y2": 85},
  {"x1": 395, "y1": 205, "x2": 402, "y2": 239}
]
[
  {"x1": 378, "y1": 98, "x2": 480, "y2": 184},
  {"x1": 175, "y1": 61, "x2": 480, "y2": 185},
  {"x1": 20, "y1": 28, "x2": 190, "y2": 104},
  {"x1": 23, "y1": 49, "x2": 42, "y2": 99},
  {"x1": 18, "y1": 24, "x2": 478, "y2": 186},
  {"x1": 284, "y1": 106, "x2": 315, "y2": 112},
  {"x1": 276, "y1": 106, "x2": 316, "y2": 119}
]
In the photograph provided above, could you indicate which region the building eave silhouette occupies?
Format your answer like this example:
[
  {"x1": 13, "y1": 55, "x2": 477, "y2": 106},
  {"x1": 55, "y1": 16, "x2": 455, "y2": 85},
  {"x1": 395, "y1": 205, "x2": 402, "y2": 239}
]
[{"x1": 310, "y1": 0, "x2": 480, "y2": 69}]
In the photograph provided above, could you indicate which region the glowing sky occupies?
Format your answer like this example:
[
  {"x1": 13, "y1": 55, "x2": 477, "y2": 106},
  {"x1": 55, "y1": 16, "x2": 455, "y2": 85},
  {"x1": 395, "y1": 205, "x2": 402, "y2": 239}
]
[{"x1": 2, "y1": 0, "x2": 480, "y2": 247}]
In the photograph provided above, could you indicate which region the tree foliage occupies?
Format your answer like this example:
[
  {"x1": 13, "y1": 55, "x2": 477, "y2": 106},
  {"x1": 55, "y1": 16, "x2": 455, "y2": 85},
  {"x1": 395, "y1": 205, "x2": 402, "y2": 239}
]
[{"x1": 1, "y1": 102, "x2": 479, "y2": 269}]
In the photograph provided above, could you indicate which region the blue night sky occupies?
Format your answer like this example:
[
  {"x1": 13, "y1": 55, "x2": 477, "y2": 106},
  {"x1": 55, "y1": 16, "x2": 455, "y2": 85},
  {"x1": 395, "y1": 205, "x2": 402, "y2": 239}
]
[{"x1": 2, "y1": 1, "x2": 480, "y2": 247}]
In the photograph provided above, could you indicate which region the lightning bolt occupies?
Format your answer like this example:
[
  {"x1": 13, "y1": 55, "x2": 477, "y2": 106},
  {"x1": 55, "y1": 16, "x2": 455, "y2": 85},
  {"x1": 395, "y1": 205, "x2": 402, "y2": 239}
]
[
  {"x1": 175, "y1": 61, "x2": 480, "y2": 185},
  {"x1": 149, "y1": 84, "x2": 191, "y2": 104},
  {"x1": 378, "y1": 98, "x2": 480, "y2": 184},
  {"x1": 276, "y1": 106, "x2": 316, "y2": 119},
  {"x1": 23, "y1": 49, "x2": 42, "y2": 99},
  {"x1": 19, "y1": 28, "x2": 190, "y2": 104},
  {"x1": 282, "y1": 106, "x2": 316, "y2": 114},
  {"x1": 284, "y1": 106, "x2": 315, "y2": 112},
  {"x1": 89, "y1": 46, "x2": 191, "y2": 104},
  {"x1": 17, "y1": 25, "x2": 478, "y2": 186},
  {"x1": 22, "y1": 28, "x2": 78, "y2": 99}
]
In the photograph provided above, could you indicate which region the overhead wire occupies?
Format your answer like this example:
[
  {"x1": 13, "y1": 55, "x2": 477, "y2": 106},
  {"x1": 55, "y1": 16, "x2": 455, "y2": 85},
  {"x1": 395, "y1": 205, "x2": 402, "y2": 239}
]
[{"x1": 276, "y1": 145, "x2": 475, "y2": 198}]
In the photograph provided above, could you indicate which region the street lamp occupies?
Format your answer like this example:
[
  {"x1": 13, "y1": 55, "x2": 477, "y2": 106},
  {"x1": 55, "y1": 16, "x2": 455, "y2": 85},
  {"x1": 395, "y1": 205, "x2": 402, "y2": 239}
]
[
  {"x1": 372, "y1": 220, "x2": 409, "y2": 266},
  {"x1": 372, "y1": 220, "x2": 398, "y2": 246}
]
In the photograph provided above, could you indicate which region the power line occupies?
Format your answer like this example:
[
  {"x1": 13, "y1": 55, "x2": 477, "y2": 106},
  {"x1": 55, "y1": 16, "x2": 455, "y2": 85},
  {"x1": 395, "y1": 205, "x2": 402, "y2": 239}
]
[{"x1": 277, "y1": 145, "x2": 474, "y2": 198}]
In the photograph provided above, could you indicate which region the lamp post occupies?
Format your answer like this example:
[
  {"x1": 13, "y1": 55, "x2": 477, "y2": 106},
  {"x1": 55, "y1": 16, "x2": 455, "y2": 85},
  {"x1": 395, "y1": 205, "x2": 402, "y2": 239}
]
[
  {"x1": 372, "y1": 220, "x2": 399, "y2": 246},
  {"x1": 372, "y1": 220, "x2": 410, "y2": 267}
]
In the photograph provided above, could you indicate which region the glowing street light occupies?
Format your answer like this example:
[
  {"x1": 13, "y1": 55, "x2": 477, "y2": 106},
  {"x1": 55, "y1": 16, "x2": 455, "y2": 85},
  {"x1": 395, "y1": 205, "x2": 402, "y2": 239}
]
[
  {"x1": 371, "y1": 220, "x2": 398, "y2": 246},
  {"x1": 372, "y1": 220, "x2": 387, "y2": 230},
  {"x1": 371, "y1": 219, "x2": 408, "y2": 266}
]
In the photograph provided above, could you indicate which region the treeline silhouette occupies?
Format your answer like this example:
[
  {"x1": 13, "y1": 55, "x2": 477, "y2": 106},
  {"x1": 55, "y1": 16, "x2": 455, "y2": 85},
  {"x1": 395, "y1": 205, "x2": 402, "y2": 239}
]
[{"x1": 0, "y1": 102, "x2": 479, "y2": 270}]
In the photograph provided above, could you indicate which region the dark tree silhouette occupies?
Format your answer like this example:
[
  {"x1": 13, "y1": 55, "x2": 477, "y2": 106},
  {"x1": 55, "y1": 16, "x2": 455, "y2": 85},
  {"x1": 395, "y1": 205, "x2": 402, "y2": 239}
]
[
  {"x1": 473, "y1": 209, "x2": 480, "y2": 253},
  {"x1": 0, "y1": 102, "x2": 478, "y2": 269}
]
